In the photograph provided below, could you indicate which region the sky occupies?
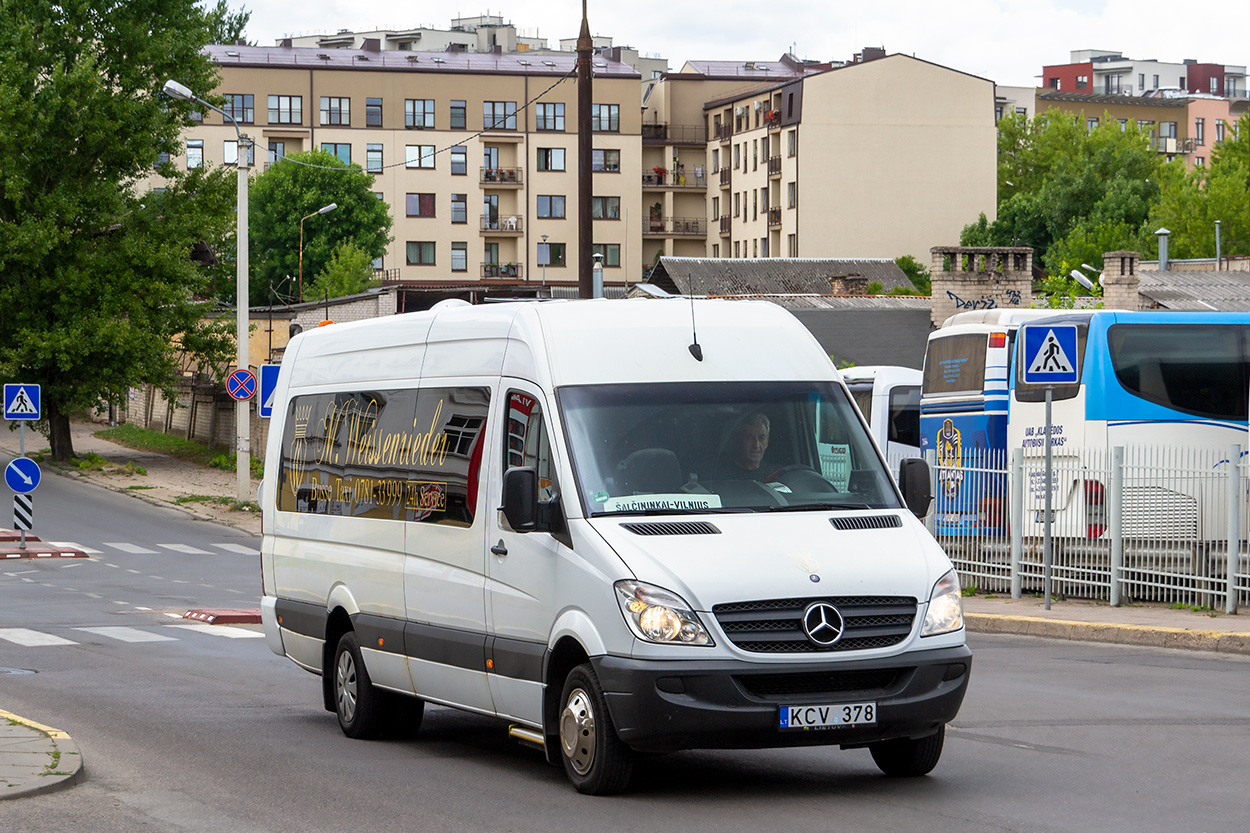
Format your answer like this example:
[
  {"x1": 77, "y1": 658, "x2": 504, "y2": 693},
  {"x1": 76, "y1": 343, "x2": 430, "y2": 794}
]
[{"x1": 234, "y1": 0, "x2": 1248, "y2": 87}]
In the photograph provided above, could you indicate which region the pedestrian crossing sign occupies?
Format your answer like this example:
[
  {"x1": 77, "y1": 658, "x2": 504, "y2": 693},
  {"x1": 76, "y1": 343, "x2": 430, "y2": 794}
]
[
  {"x1": 1022, "y1": 325, "x2": 1079, "y2": 385},
  {"x1": 3, "y1": 384, "x2": 41, "y2": 420}
]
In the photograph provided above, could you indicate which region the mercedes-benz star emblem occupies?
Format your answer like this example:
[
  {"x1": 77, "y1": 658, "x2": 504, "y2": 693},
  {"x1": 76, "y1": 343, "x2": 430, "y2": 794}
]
[{"x1": 802, "y1": 602, "x2": 845, "y2": 647}]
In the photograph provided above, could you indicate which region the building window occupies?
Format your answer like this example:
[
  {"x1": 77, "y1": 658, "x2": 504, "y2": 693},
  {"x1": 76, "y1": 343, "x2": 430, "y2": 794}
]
[
  {"x1": 1195, "y1": 118, "x2": 1205, "y2": 145},
  {"x1": 734, "y1": 241, "x2": 740, "y2": 257},
  {"x1": 405, "y1": 99, "x2": 434, "y2": 129},
  {"x1": 1118, "y1": 118, "x2": 1128, "y2": 131},
  {"x1": 760, "y1": 237, "x2": 768, "y2": 257},
  {"x1": 787, "y1": 181, "x2": 797, "y2": 208},
  {"x1": 366, "y1": 144, "x2": 383, "y2": 173},
  {"x1": 535, "y1": 102, "x2": 565, "y2": 131},
  {"x1": 450, "y1": 100, "x2": 466, "y2": 129},
  {"x1": 1076, "y1": 75, "x2": 1088, "y2": 90},
  {"x1": 787, "y1": 129, "x2": 797, "y2": 157},
  {"x1": 1048, "y1": 77, "x2": 1060, "y2": 90},
  {"x1": 321, "y1": 143, "x2": 351, "y2": 164},
  {"x1": 1138, "y1": 73, "x2": 1145, "y2": 90},
  {"x1": 186, "y1": 139, "x2": 203, "y2": 169},
  {"x1": 1087, "y1": 117, "x2": 1099, "y2": 133},
  {"x1": 484, "y1": 101, "x2": 517, "y2": 131},
  {"x1": 995, "y1": 104, "x2": 1003, "y2": 122},
  {"x1": 1195, "y1": 156, "x2": 1205, "y2": 166},
  {"x1": 450, "y1": 145, "x2": 467, "y2": 175},
  {"x1": 711, "y1": 196, "x2": 719, "y2": 217},
  {"x1": 1216, "y1": 121, "x2": 1225, "y2": 143},
  {"x1": 224, "y1": 94, "x2": 253, "y2": 123},
  {"x1": 537, "y1": 242, "x2": 566, "y2": 267},
  {"x1": 733, "y1": 144, "x2": 740, "y2": 169},
  {"x1": 711, "y1": 148, "x2": 719, "y2": 171},
  {"x1": 1152, "y1": 74, "x2": 1159, "y2": 89},
  {"x1": 406, "y1": 241, "x2": 436, "y2": 265},
  {"x1": 591, "y1": 104, "x2": 619, "y2": 132},
  {"x1": 267, "y1": 141, "x2": 285, "y2": 165},
  {"x1": 592, "y1": 244, "x2": 620, "y2": 267},
  {"x1": 787, "y1": 233, "x2": 798, "y2": 257},
  {"x1": 484, "y1": 242, "x2": 500, "y2": 265},
  {"x1": 752, "y1": 189, "x2": 757, "y2": 219},
  {"x1": 733, "y1": 192, "x2": 740, "y2": 218},
  {"x1": 537, "y1": 147, "x2": 566, "y2": 171},
  {"x1": 591, "y1": 196, "x2": 620, "y2": 219},
  {"x1": 1015, "y1": 106, "x2": 1027, "y2": 115},
  {"x1": 406, "y1": 193, "x2": 436, "y2": 217},
  {"x1": 591, "y1": 149, "x2": 619, "y2": 172},
  {"x1": 711, "y1": 244, "x2": 719, "y2": 258},
  {"x1": 365, "y1": 97, "x2": 382, "y2": 127},
  {"x1": 405, "y1": 145, "x2": 435, "y2": 169},
  {"x1": 537, "y1": 195, "x2": 566, "y2": 219},
  {"x1": 223, "y1": 139, "x2": 254, "y2": 166},
  {"x1": 451, "y1": 193, "x2": 467, "y2": 224},
  {"x1": 320, "y1": 96, "x2": 350, "y2": 126},
  {"x1": 752, "y1": 139, "x2": 757, "y2": 171},
  {"x1": 268, "y1": 94, "x2": 301, "y2": 124},
  {"x1": 752, "y1": 239, "x2": 757, "y2": 257},
  {"x1": 451, "y1": 242, "x2": 467, "y2": 272}
]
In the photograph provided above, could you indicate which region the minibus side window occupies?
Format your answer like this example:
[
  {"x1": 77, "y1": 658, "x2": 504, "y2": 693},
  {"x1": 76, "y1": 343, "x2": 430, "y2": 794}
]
[
  {"x1": 888, "y1": 386, "x2": 921, "y2": 447},
  {"x1": 506, "y1": 391, "x2": 556, "y2": 500}
]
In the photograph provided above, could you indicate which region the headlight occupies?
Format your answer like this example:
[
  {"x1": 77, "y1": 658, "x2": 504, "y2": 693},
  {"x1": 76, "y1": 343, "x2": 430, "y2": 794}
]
[
  {"x1": 921, "y1": 569, "x2": 964, "y2": 637},
  {"x1": 614, "y1": 580, "x2": 714, "y2": 646}
]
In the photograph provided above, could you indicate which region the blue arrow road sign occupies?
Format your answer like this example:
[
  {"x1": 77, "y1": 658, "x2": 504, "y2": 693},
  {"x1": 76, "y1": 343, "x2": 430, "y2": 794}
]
[
  {"x1": 227, "y1": 368, "x2": 257, "y2": 401},
  {"x1": 1022, "y1": 324, "x2": 1080, "y2": 385},
  {"x1": 258, "y1": 364, "x2": 281, "y2": 419},
  {"x1": 4, "y1": 384, "x2": 41, "y2": 420},
  {"x1": 5, "y1": 457, "x2": 41, "y2": 494}
]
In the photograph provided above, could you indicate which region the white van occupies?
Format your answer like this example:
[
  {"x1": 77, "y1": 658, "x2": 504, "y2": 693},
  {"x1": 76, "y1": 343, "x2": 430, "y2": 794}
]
[
  {"x1": 259, "y1": 298, "x2": 971, "y2": 795},
  {"x1": 840, "y1": 366, "x2": 922, "y2": 472}
]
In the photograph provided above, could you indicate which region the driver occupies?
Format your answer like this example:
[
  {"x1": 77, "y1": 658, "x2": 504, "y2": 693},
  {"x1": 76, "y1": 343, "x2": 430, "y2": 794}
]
[{"x1": 721, "y1": 412, "x2": 774, "y2": 480}]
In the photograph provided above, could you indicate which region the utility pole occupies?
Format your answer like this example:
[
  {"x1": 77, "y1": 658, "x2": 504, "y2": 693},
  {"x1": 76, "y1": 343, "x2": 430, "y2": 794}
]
[{"x1": 576, "y1": 0, "x2": 593, "y2": 299}]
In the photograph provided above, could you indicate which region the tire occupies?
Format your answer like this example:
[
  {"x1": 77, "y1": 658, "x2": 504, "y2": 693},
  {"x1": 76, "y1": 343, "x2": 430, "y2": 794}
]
[
  {"x1": 333, "y1": 631, "x2": 385, "y2": 739},
  {"x1": 558, "y1": 663, "x2": 633, "y2": 795},
  {"x1": 869, "y1": 725, "x2": 945, "y2": 777}
]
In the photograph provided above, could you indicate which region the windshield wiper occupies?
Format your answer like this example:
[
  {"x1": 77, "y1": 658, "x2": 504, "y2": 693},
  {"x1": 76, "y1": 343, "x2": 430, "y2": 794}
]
[{"x1": 765, "y1": 502, "x2": 873, "y2": 512}]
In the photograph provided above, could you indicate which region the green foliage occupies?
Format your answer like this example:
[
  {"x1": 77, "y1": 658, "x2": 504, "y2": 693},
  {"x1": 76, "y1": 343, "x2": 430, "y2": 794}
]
[
  {"x1": 894, "y1": 255, "x2": 931, "y2": 294},
  {"x1": 865, "y1": 281, "x2": 884, "y2": 295},
  {"x1": 307, "y1": 241, "x2": 380, "y2": 300},
  {"x1": 249, "y1": 149, "x2": 393, "y2": 305},
  {"x1": 203, "y1": 0, "x2": 252, "y2": 45},
  {"x1": 96, "y1": 424, "x2": 219, "y2": 465},
  {"x1": 0, "y1": 0, "x2": 230, "y2": 460}
]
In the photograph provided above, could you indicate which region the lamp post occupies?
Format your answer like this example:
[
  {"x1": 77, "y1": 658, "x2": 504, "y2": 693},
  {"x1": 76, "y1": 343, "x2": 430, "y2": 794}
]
[
  {"x1": 299, "y1": 203, "x2": 338, "y2": 302},
  {"x1": 540, "y1": 233, "x2": 549, "y2": 288},
  {"x1": 163, "y1": 79, "x2": 253, "y2": 503}
]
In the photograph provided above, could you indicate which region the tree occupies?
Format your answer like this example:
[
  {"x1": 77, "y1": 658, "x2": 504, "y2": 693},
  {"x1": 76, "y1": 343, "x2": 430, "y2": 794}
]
[
  {"x1": 307, "y1": 241, "x2": 380, "y2": 301},
  {"x1": 0, "y1": 0, "x2": 234, "y2": 461},
  {"x1": 894, "y1": 255, "x2": 931, "y2": 295},
  {"x1": 204, "y1": 0, "x2": 252, "y2": 45},
  {"x1": 248, "y1": 149, "x2": 393, "y2": 306}
]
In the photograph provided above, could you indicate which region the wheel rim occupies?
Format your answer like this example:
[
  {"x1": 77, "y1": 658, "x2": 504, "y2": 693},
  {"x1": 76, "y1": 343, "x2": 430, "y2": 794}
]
[
  {"x1": 560, "y1": 686, "x2": 596, "y2": 776},
  {"x1": 336, "y1": 649, "x2": 358, "y2": 723}
]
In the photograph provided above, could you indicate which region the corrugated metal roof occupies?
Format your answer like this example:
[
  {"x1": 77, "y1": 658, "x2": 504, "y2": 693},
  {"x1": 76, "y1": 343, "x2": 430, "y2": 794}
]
[
  {"x1": 1037, "y1": 90, "x2": 1188, "y2": 108},
  {"x1": 1138, "y1": 269, "x2": 1250, "y2": 311},
  {"x1": 650, "y1": 257, "x2": 917, "y2": 296},
  {"x1": 206, "y1": 44, "x2": 639, "y2": 77}
]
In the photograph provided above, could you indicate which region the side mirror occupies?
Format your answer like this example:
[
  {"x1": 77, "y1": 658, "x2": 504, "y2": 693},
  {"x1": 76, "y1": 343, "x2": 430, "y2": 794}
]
[
  {"x1": 501, "y1": 466, "x2": 538, "y2": 532},
  {"x1": 898, "y1": 458, "x2": 932, "y2": 519}
]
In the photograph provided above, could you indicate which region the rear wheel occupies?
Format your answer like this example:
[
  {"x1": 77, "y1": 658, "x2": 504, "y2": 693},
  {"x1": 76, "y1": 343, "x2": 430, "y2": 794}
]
[
  {"x1": 558, "y1": 663, "x2": 633, "y2": 795},
  {"x1": 333, "y1": 631, "x2": 384, "y2": 739},
  {"x1": 869, "y1": 725, "x2": 945, "y2": 777}
]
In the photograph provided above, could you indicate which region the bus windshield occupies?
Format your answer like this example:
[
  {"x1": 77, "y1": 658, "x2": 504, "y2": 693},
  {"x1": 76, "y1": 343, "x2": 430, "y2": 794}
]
[{"x1": 557, "y1": 381, "x2": 901, "y2": 516}]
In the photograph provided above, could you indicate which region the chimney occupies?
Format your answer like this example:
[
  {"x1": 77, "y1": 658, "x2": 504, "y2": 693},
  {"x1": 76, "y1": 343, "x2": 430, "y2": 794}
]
[
  {"x1": 1156, "y1": 228, "x2": 1171, "y2": 271},
  {"x1": 830, "y1": 275, "x2": 868, "y2": 295},
  {"x1": 1101, "y1": 250, "x2": 1140, "y2": 310}
]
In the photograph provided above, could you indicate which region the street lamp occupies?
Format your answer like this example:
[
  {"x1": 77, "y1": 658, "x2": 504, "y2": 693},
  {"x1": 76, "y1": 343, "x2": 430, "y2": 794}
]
[
  {"x1": 299, "y1": 203, "x2": 337, "y2": 302},
  {"x1": 540, "y1": 233, "x2": 549, "y2": 288},
  {"x1": 163, "y1": 78, "x2": 253, "y2": 503}
]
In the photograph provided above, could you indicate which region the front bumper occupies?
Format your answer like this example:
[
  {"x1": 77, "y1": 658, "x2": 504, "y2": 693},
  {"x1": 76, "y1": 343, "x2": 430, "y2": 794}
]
[{"x1": 591, "y1": 644, "x2": 971, "y2": 753}]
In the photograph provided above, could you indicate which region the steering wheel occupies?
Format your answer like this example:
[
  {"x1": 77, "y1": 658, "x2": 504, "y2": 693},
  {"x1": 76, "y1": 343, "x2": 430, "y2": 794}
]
[{"x1": 762, "y1": 464, "x2": 834, "y2": 491}]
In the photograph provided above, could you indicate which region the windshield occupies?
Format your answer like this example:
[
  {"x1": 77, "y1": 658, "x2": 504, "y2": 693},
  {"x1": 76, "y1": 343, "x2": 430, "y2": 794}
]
[{"x1": 558, "y1": 381, "x2": 901, "y2": 516}]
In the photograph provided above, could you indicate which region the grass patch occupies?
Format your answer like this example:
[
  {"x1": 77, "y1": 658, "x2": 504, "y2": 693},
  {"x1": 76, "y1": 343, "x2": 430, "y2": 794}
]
[
  {"x1": 960, "y1": 582, "x2": 978, "y2": 597},
  {"x1": 126, "y1": 485, "x2": 156, "y2": 490},
  {"x1": 175, "y1": 495, "x2": 259, "y2": 513},
  {"x1": 95, "y1": 424, "x2": 262, "y2": 477},
  {"x1": 1168, "y1": 601, "x2": 1216, "y2": 613}
]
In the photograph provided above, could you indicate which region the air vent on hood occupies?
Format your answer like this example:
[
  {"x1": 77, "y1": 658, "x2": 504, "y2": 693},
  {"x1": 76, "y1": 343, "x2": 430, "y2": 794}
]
[
  {"x1": 830, "y1": 515, "x2": 902, "y2": 531},
  {"x1": 620, "y1": 521, "x2": 722, "y2": 536}
]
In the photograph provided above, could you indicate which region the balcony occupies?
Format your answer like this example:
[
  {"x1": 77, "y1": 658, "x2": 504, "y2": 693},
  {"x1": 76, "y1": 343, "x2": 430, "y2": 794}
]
[
  {"x1": 482, "y1": 263, "x2": 523, "y2": 279},
  {"x1": 642, "y1": 123, "x2": 706, "y2": 145},
  {"x1": 481, "y1": 167, "x2": 523, "y2": 186},
  {"x1": 643, "y1": 216, "x2": 708, "y2": 237},
  {"x1": 643, "y1": 170, "x2": 707, "y2": 188},
  {"x1": 764, "y1": 110, "x2": 781, "y2": 130},
  {"x1": 767, "y1": 206, "x2": 782, "y2": 227},
  {"x1": 767, "y1": 155, "x2": 781, "y2": 177},
  {"x1": 719, "y1": 167, "x2": 731, "y2": 187},
  {"x1": 481, "y1": 215, "x2": 523, "y2": 235},
  {"x1": 1152, "y1": 137, "x2": 1198, "y2": 154},
  {"x1": 718, "y1": 123, "x2": 732, "y2": 143},
  {"x1": 719, "y1": 215, "x2": 730, "y2": 236}
]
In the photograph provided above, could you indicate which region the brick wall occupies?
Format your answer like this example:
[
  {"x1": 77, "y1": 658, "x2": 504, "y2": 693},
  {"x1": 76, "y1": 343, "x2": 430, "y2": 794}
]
[{"x1": 929, "y1": 246, "x2": 1034, "y2": 326}]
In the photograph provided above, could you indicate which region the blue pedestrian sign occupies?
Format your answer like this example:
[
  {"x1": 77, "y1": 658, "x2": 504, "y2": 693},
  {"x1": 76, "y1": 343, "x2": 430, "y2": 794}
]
[
  {"x1": 3, "y1": 384, "x2": 41, "y2": 420},
  {"x1": 226, "y1": 368, "x2": 257, "y2": 401},
  {"x1": 1022, "y1": 324, "x2": 1080, "y2": 385},
  {"x1": 258, "y1": 364, "x2": 281, "y2": 419},
  {"x1": 5, "y1": 457, "x2": 41, "y2": 494}
]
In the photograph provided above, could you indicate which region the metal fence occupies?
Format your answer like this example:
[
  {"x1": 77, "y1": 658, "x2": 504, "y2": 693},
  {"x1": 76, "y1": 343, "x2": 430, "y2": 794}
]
[{"x1": 927, "y1": 445, "x2": 1249, "y2": 612}]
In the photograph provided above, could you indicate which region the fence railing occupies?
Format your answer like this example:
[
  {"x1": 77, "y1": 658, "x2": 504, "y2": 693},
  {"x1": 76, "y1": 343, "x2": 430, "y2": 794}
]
[{"x1": 926, "y1": 444, "x2": 1248, "y2": 613}]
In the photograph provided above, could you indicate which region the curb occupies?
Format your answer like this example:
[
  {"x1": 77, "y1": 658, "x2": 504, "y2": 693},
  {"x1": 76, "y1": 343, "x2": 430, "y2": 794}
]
[
  {"x1": 966, "y1": 612, "x2": 1250, "y2": 655},
  {"x1": 0, "y1": 708, "x2": 84, "y2": 801}
]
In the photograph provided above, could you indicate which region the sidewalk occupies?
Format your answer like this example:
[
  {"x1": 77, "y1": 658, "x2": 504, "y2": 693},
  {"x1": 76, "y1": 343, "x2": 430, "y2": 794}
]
[{"x1": 0, "y1": 709, "x2": 83, "y2": 800}]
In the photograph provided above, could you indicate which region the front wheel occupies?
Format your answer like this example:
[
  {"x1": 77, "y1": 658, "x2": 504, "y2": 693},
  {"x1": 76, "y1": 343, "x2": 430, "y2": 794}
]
[
  {"x1": 869, "y1": 725, "x2": 945, "y2": 777},
  {"x1": 558, "y1": 663, "x2": 633, "y2": 795}
]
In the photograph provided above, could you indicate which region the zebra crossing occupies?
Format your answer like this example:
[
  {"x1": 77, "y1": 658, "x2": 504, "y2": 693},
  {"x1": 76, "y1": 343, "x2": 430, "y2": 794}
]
[
  {"x1": 0, "y1": 622, "x2": 264, "y2": 647},
  {"x1": 43, "y1": 541, "x2": 258, "y2": 556}
]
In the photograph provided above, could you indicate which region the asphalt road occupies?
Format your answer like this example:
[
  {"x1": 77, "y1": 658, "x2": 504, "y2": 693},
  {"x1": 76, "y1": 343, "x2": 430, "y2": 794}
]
[{"x1": 3, "y1": 465, "x2": 1248, "y2": 832}]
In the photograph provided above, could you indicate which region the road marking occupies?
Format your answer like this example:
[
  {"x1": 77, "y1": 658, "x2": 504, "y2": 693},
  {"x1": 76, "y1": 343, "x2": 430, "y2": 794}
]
[
  {"x1": 0, "y1": 628, "x2": 76, "y2": 646},
  {"x1": 84, "y1": 593, "x2": 102, "y2": 599},
  {"x1": 158, "y1": 544, "x2": 212, "y2": 555},
  {"x1": 49, "y1": 541, "x2": 102, "y2": 554},
  {"x1": 74, "y1": 626, "x2": 179, "y2": 643},
  {"x1": 126, "y1": 569, "x2": 142, "y2": 574},
  {"x1": 169, "y1": 623, "x2": 264, "y2": 639},
  {"x1": 106, "y1": 543, "x2": 158, "y2": 554},
  {"x1": 212, "y1": 543, "x2": 258, "y2": 555}
]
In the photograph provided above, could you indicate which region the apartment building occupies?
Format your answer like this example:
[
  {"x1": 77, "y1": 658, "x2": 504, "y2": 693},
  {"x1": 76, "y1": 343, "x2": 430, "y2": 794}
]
[
  {"x1": 1042, "y1": 49, "x2": 1247, "y2": 99},
  {"x1": 1036, "y1": 90, "x2": 1233, "y2": 169},
  {"x1": 703, "y1": 54, "x2": 997, "y2": 265},
  {"x1": 151, "y1": 44, "x2": 642, "y2": 288}
]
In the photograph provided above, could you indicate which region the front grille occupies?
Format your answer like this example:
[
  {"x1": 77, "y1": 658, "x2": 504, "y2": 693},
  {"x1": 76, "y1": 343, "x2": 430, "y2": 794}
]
[
  {"x1": 735, "y1": 668, "x2": 903, "y2": 699},
  {"x1": 713, "y1": 596, "x2": 917, "y2": 653},
  {"x1": 830, "y1": 514, "x2": 902, "y2": 531},
  {"x1": 620, "y1": 521, "x2": 721, "y2": 536}
]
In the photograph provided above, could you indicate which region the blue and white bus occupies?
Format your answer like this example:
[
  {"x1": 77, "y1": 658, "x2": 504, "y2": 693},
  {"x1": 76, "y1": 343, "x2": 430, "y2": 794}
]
[{"x1": 1009, "y1": 310, "x2": 1250, "y2": 541}]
